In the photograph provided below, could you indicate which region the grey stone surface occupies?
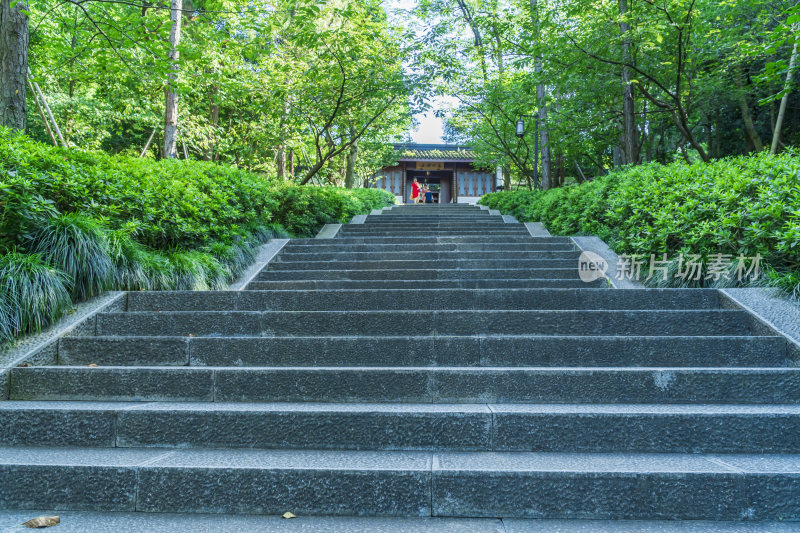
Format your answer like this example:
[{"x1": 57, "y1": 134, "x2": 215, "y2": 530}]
[
  {"x1": 720, "y1": 288, "x2": 800, "y2": 362},
  {"x1": 252, "y1": 309, "x2": 752, "y2": 336},
  {"x1": 490, "y1": 403, "x2": 800, "y2": 453},
  {"x1": 116, "y1": 402, "x2": 491, "y2": 450},
  {"x1": 315, "y1": 224, "x2": 342, "y2": 239},
  {"x1": 58, "y1": 336, "x2": 189, "y2": 366},
  {"x1": 137, "y1": 449, "x2": 431, "y2": 516},
  {"x1": 0, "y1": 292, "x2": 126, "y2": 372},
  {"x1": 258, "y1": 267, "x2": 590, "y2": 281},
  {"x1": 10, "y1": 367, "x2": 214, "y2": 401},
  {"x1": 228, "y1": 239, "x2": 289, "y2": 290},
  {"x1": 268, "y1": 259, "x2": 581, "y2": 271},
  {"x1": 189, "y1": 336, "x2": 482, "y2": 367},
  {"x1": 504, "y1": 519, "x2": 800, "y2": 532},
  {"x1": 524, "y1": 222, "x2": 551, "y2": 237},
  {"x1": 248, "y1": 279, "x2": 602, "y2": 290},
  {"x1": 97, "y1": 310, "x2": 262, "y2": 336},
  {"x1": 502, "y1": 215, "x2": 519, "y2": 223},
  {"x1": 0, "y1": 512, "x2": 506, "y2": 533},
  {"x1": 349, "y1": 214, "x2": 368, "y2": 224}
]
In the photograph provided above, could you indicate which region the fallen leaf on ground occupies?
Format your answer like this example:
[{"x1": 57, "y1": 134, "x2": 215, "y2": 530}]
[
  {"x1": 282, "y1": 512, "x2": 296, "y2": 519},
  {"x1": 22, "y1": 515, "x2": 60, "y2": 528},
  {"x1": 88, "y1": 364, "x2": 98, "y2": 367}
]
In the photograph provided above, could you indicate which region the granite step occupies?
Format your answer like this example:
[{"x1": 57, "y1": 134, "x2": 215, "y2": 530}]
[
  {"x1": 124, "y1": 289, "x2": 723, "y2": 312},
  {"x1": 0, "y1": 511, "x2": 507, "y2": 533},
  {"x1": 296, "y1": 237, "x2": 549, "y2": 244},
  {"x1": 4, "y1": 402, "x2": 800, "y2": 453},
  {"x1": 92, "y1": 309, "x2": 753, "y2": 337},
  {"x1": 1, "y1": 447, "x2": 799, "y2": 519},
  {"x1": 274, "y1": 251, "x2": 580, "y2": 261},
  {"x1": 256, "y1": 268, "x2": 587, "y2": 280},
  {"x1": 57, "y1": 335, "x2": 788, "y2": 368},
  {"x1": 10, "y1": 366, "x2": 798, "y2": 403},
  {"x1": 282, "y1": 242, "x2": 575, "y2": 252},
  {"x1": 265, "y1": 259, "x2": 580, "y2": 271},
  {"x1": 245, "y1": 279, "x2": 603, "y2": 290}
]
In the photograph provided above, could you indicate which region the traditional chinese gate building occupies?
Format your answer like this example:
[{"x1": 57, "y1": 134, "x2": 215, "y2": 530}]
[{"x1": 370, "y1": 144, "x2": 500, "y2": 204}]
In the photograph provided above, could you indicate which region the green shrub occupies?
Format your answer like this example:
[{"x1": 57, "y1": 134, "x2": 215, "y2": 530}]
[
  {"x1": 0, "y1": 251, "x2": 71, "y2": 334},
  {"x1": 28, "y1": 213, "x2": 113, "y2": 300},
  {"x1": 0, "y1": 128, "x2": 395, "y2": 344},
  {"x1": 481, "y1": 152, "x2": 800, "y2": 294}
]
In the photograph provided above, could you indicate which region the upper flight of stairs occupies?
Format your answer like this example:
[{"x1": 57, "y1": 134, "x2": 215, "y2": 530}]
[{"x1": 2, "y1": 204, "x2": 799, "y2": 528}]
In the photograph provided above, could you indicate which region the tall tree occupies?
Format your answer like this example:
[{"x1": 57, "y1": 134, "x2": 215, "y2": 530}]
[
  {"x1": 619, "y1": 0, "x2": 638, "y2": 164},
  {"x1": 0, "y1": 0, "x2": 28, "y2": 131},
  {"x1": 163, "y1": 0, "x2": 182, "y2": 159}
]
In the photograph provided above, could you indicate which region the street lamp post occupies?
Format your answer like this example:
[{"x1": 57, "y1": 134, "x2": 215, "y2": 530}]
[{"x1": 516, "y1": 115, "x2": 539, "y2": 188}]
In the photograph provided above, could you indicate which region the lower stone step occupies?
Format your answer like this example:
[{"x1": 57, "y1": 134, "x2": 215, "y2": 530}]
[
  {"x1": 3, "y1": 401, "x2": 800, "y2": 453},
  {"x1": 246, "y1": 279, "x2": 603, "y2": 290},
  {"x1": 0, "y1": 513, "x2": 795, "y2": 533},
  {"x1": 256, "y1": 267, "x2": 585, "y2": 281},
  {"x1": 1, "y1": 447, "x2": 799, "y2": 520},
  {"x1": 124, "y1": 288, "x2": 722, "y2": 313},
  {"x1": 93, "y1": 309, "x2": 753, "y2": 337},
  {"x1": 0, "y1": 511, "x2": 506, "y2": 533},
  {"x1": 10, "y1": 366, "x2": 800, "y2": 403},
  {"x1": 267, "y1": 259, "x2": 579, "y2": 271},
  {"x1": 58, "y1": 334, "x2": 787, "y2": 367}
]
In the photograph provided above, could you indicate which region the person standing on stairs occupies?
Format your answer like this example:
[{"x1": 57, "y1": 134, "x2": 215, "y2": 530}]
[{"x1": 411, "y1": 178, "x2": 420, "y2": 204}]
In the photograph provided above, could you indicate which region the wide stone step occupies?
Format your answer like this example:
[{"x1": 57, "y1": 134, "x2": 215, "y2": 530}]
[
  {"x1": 4, "y1": 402, "x2": 800, "y2": 453},
  {"x1": 1, "y1": 447, "x2": 799, "y2": 519},
  {"x1": 125, "y1": 289, "x2": 722, "y2": 312},
  {"x1": 257, "y1": 268, "x2": 585, "y2": 280},
  {"x1": 432, "y1": 451, "x2": 800, "y2": 520},
  {"x1": 266, "y1": 259, "x2": 579, "y2": 271},
  {"x1": 57, "y1": 335, "x2": 788, "y2": 367},
  {"x1": 283, "y1": 242, "x2": 575, "y2": 252},
  {"x1": 302, "y1": 236, "x2": 548, "y2": 244},
  {"x1": 275, "y1": 251, "x2": 580, "y2": 262},
  {"x1": 338, "y1": 230, "x2": 532, "y2": 236},
  {"x1": 93, "y1": 309, "x2": 752, "y2": 337},
  {"x1": 246, "y1": 279, "x2": 603, "y2": 290},
  {"x1": 11, "y1": 366, "x2": 797, "y2": 403},
  {"x1": 0, "y1": 511, "x2": 507, "y2": 532},
  {"x1": 0, "y1": 447, "x2": 431, "y2": 516}
]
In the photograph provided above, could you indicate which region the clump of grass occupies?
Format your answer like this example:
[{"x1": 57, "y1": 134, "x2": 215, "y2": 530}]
[
  {"x1": 0, "y1": 288, "x2": 17, "y2": 343},
  {"x1": 0, "y1": 251, "x2": 71, "y2": 335},
  {"x1": 29, "y1": 213, "x2": 113, "y2": 300}
]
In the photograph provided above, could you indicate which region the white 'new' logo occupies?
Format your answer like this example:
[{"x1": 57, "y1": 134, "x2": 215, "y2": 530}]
[{"x1": 578, "y1": 251, "x2": 608, "y2": 283}]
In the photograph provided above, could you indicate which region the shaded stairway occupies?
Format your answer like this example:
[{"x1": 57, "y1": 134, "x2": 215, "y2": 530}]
[{"x1": 2, "y1": 204, "x2": 799, "y2": 526}]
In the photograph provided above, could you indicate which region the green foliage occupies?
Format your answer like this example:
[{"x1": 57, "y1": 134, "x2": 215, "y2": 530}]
[
  {"x1": 481, "y1": 152, "x2": 800, "y2": 294},
  {"x1": 28, "y1": 213, "x2": 113, "y2": 300},
  {"x1": 0, "y1": 131, "x2": 393, "y2": 344},
  {"x1": 0, "y1": 251, "x2": 72, "y2": 335}
]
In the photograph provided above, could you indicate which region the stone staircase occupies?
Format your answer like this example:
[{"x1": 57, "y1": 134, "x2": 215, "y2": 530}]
[{"x1": 2, "y1": 204, "x2": 799, "y2": 530}]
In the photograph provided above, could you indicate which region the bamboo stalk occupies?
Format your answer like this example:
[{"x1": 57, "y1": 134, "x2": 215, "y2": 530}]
[
  {"x1": 27, "y1": 68, "x2": 67, "y2": 148},
  {"x1": 28, "y1": 79, "x2": 57, "y2": 146},
  {"x1": 139, "y1": 128, "x2": 157, "y2": 157}
]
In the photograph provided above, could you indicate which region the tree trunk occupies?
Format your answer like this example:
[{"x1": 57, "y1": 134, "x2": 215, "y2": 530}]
[
  {"x1": 163, "y1": 0, "x2": 182, "y2": 159},
  {"x1": 529, "y1": 0, "x2": 551, "y2": 188},
  {"x1": 0, "y1": 0, "x2": 28, "y2": 131},
  {"x1": 734, "y1": 68, "x2": 763, "y2": 152},
  {"x1": 344, "y1": 133, "x2": 358, "y2": 189},
  {"x1": 619, "y1": 0, "x2": 638, "y2": 165},
  {"x1": 771, "y1": 24, "x2": 800, "y2": 154}
]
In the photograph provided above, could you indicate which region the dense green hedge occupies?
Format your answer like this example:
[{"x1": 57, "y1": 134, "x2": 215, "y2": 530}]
[
  {"x1": 0, "y1": 129, "x2": 394, "y2": 342},
  {"x1": 480, "y1": 152, "x2": 800, "y2": 295}
]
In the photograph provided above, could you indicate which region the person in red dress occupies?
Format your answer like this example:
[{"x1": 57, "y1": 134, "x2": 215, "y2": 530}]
[{"x1": 411, "y1": 178, "x2": 420, "y2": 204}]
